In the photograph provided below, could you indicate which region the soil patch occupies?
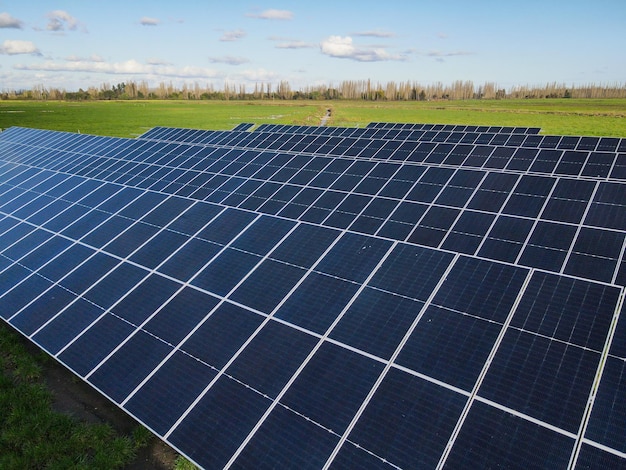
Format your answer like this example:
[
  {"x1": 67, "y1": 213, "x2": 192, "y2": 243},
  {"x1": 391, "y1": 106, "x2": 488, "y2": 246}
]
[{"x1": 24, "y1": 337, "x2": 179, "y2": 469}]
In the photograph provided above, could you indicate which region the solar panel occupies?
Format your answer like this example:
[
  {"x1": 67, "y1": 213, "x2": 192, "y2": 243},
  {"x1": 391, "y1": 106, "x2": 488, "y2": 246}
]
[{"x1": 1, "y1": 123, "x2": 625, "y2": 469}]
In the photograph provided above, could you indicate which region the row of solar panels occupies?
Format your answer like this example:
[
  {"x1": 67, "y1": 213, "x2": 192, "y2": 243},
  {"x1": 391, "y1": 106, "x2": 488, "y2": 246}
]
[
  {"x1": 3, "y1": 126, "x2": 623, "y2": 286},
  {"x1": 1, "y1": 123, "x2": 625, "y2": 469},
  {"x1": 366, "y1": 122, "x2": 541, "y2": 133},
  {"x1": 257, "y1": 122, "x2": 624, "y2": 152},
  {"x1": 138, "y1": 126, "x2": 626, "y2": 181},
  {"x1": 142, "y1": 121, "x2": 625, "y2": 153}
]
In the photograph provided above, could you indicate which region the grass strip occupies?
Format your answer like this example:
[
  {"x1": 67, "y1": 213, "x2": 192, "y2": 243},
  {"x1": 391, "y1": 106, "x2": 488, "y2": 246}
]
[{"x1": 0, "y1": 322, "x2": 144, "y2": 470}]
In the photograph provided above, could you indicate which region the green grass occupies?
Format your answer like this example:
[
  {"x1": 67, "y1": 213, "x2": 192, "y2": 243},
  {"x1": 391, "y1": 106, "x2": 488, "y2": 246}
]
[
  {"x1": 1, "y1": 98, "x2": 625, "y2": 137},
  {"x1": 0, "y1": 322, "x2": 146, "y2": 470},
  {"x1": 0, "y1": 100, "x2": 328, "y2": 138}
]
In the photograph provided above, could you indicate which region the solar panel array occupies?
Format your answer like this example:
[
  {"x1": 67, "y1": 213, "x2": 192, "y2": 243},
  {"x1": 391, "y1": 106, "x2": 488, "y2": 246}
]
[{"x1": 0, "y1": 122, "x2": 625, "y2": 469}]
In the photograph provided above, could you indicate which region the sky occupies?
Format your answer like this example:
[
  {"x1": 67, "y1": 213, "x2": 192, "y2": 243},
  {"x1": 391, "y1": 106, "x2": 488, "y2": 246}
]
[{"x1": 1, "y1": 0, "x2": 625, "y2": 93}]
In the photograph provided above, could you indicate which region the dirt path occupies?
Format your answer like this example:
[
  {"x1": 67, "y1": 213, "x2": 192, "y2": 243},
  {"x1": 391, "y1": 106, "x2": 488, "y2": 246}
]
[{"x1": 320, "y1": 108, "x2": 331, "y2": 126}]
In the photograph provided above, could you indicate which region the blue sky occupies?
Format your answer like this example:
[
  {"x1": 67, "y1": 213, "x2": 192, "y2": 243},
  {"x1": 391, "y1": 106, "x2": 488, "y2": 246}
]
[{"x1": 1, "y1": 0, "x2": 625, "y2": 92}]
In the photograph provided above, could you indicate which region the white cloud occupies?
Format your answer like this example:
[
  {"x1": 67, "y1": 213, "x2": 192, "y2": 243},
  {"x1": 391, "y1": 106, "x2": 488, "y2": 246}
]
[
  {"x1": 320, "y1": 36, "x2": 405, "y2": 62},
  {"x1": 0, "y1": 40, "x2": 41, "y2": 55},
  {"x1": 46, "y1": 10, "x2": 81, "y2": 32},
  {"x1": 247, "y1": 9, "x2": 293, "y2": 20},
  {"x1": 13, "y1": 59, "x2": 222, "y2": 79},
  {"x1": 237, "y1": 68, "x2": 279, "y2": 81},
  {"x1": 146, "y1": 58, "x2": 171, "y2": 65},
  {"x1": 209, "y1": 56, "x2": 249, "y2": 65},
  {"x1": 65, "y1": 54, "x2": 104, "y2": 62},
  {"x1": 352, "y1": 30, "x2": 395, "y2": 38},
  {"x1": 220, "y1": 29, "x2": 246, "y2": 42},
  {"x1": 275, "y1": 41, "x2": 315, "y2": 49},
  {"x1": 0, "y1": 12, "x2": 24, "y2": 29},
  {"x1": 268, "y1": 36, "x2": 314, "y2": 49},
  {"x1": 140, "y1": 17, "x2": 160, "y2": 26},
  {"x1": 427, "y1": 50, "x2": 472, "y2": 57}
]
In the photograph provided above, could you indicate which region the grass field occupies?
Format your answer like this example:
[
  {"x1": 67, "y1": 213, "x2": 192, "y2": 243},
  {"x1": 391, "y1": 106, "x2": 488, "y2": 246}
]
[{"x1": 1, "y1": 99, "x2": 625, "y2": 138}]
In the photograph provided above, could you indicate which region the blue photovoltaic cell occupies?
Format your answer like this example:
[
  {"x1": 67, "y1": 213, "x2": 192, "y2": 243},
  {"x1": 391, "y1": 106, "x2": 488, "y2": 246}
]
[
  {"x1": 197, "y1": 208, "x2": 257, "y2": 245},
  {"x1": 432, "y1": 256, "x2": 528, "y2": 323},
  {"x1": 565, "y1": 228, "x2": 624, "y2": 283},
  {"x1": 610, "y1": 314, "x2": 626, "y2": 359},
  {"x1": 444, "y1": 401, "x2": 574, "y2": 469},
  {"x1": 166, "y1": 202, "x2": 223, "y2": 236},
  {"x1": 60, "y1": 209, "x2": 112, "y2": 239},
  {"x1": 330, "y1": 442, "x2": 397, "y2": 469},
  {"x1": 191, "y1": 248, "x2": 261, "y2": 296},
  {"x1": 274, "y1": 272, "x2": 360, "y2": 334},
  {"x1": 87, "y1": 329, "x2": 173, "y2": 404},
  {"x1": 478, "y1": 217, "x2": 534, "y2": 263},
  {"x1": 585, "y1": 356, "x2": 626, "y2": 453},
  {"x1": 3, "y1": 228, "x2": 52, "y2": 260},
  {"x1": 110, "y1": 275, "x2": 181, "y2": 325},
  {"x1": 81, "y1": 262, "x2": 147, "y2": 310},
  {"x1": 230, "y1": 259, "x2": 306, "y2": 314},
  {"x1": 510, "y1": 272, "x2": 620, "y2": 351},
  {"x1": 315, "y1": 232, "x2": 392, "y2": 283},
  {"x1": 518, "y1": 221, "x2": 577, "y2": 271},
  {"x1": 43, "y1": 204, "x2": 91, "y2": 232},
  {"x1": 81, "y1": 215, "x2": 134, "y2": 248},
  {"x1": 330, "y1": 288, "x2": 424, "y2": 359},
  {"x1": 128, "y1": 229, "x2": 189, "y2": 269},
  {"x1": 180, "y1": 302, "x2": 263, "y2": 369},
  {"x1": 157, "y1": 237, "x2": 222, "y2": 282},
  {"x1": 269, "y1": 223, "x2": 339, "y2": 268},
  {"x1": 575, "y1": 444, "x2": 626, "y2": 469},
  {"x1": 18, "y1": 236, "x2": 73, "y2": 271},
  {"x1": 103, "y1": 222, "x2": 160, "y2": 258},
  {"x1": 168, "y1": 376, "x2": 271, "y2": 469},
  {"x1": 280, "y1": 342, "x2": 384, "y2": 434},
  {"x1": 347, "y1": 368, "x2": 467, "y2": 469},
  {"x1": 139, "y1": 196, "x2": 193, "y2": 227},
  {"x1": 0, "y1": 223, "x2": 37, "y2": 248},
  {"x1": 231, "y1": 405, "x2": 340, "y2": 470},
  {"x1": 396, "y1": 305, "x2": 503, "y2": 391},
  {"x1": 479, "y1": 329, "x2": 600, "y2": 433},
  {"x1": 143, "y1": 287, "x2": 220, "y2": 345},
  {"x1": 58, "y1": 313, "x2": 136, "y2": 376},
  {"x1": 32, "y1": 298, "x2": 104, "y2": 354},
  {"x1": 10, "y1": 285, "x2": 77, "y2": 335},
  {"x1": 226, "y1": 320, "x2": 318, "y2": 399},
  {"x1": 125, "y1": 349, "x2": 219, "y2": 435},
  {"x1": 1, "y1": 273, "x2": 55, "y2": 318}
]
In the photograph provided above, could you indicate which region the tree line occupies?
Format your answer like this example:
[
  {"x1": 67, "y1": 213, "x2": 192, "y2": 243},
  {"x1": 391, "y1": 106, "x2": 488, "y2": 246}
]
[{"x1": 3, "y1": 79, "x2": 626, "y2": 101}]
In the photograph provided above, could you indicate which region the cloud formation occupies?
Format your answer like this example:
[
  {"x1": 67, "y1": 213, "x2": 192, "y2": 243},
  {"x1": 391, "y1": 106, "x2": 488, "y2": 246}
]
[
  {"x1": 146, "y1": 58, "x2": 171, "y2": 65},
  {"x1": 209, "y1": 56, "x2": 249, "y2": 65},
  {"x1": 0, "y1": 40, "x2": 41, "y2": 55},
  {"x1": 14, "y1": 59, "x2": 222, "y2": 79},
  {"x1": 65, "y1": 54, "x2": 104, "y2": 62},
  {"x1": 352, "y1": 30, "x2": 395, "y2": 38},
  {"x1": 275, "y1": 41, "x2": 315, "y2": 49},
  {"x1": 220, "y1": 29, "x2": 246, "y2": 42},
  {"x1": 0, "y1": 12, "x2": 24, "y2": 29},
  {"x1": 140, "y1": 17, "x2": 160, "y2": 26},
  {"x1": 320, "y1": 36, "x2": 405, "y2": 62},
  {"x1": 247, "y1": 9, "x2": 293, "y2": 20},
  {"x1": 46, "y1": 10, "x2": 81, "y2": 32},
  {"x1": 237, "y1": 68, "x2": 278, "y2": 81},
  {"x1": 426, "y1": 50, "x2": 472, "y2": 57}
]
